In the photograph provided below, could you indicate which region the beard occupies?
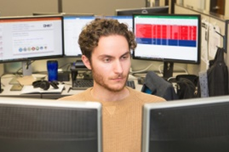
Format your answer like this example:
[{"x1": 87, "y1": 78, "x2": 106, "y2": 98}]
[{"x1": 91, "y1": 66, "x2": 128, "y2": 92}]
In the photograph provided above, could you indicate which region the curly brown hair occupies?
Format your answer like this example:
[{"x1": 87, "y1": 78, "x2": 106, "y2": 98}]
[{"x1": 78, "y1": 17, "x2": 137, "y2": 61}]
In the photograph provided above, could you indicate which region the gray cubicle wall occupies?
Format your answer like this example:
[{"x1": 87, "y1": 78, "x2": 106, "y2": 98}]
[
  {"x1": 62, "y1": 0, "x2": 145, "y2": 15},
  {"x1": 0, "y1": 0, "x2": 58, "y2": 16},
  {"x1": 0, "y1": 0, "x2": 145, "y2": 16}
]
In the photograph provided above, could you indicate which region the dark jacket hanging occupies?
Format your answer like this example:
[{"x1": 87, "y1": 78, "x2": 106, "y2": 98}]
[{"x1": 207, "y1": 47, "x2": 228, "y2": 96}]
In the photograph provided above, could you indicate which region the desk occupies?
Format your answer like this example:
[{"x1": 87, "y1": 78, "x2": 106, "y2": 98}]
[{"x1": 0, "y1": 74, "x2": 142, "y2": 99}]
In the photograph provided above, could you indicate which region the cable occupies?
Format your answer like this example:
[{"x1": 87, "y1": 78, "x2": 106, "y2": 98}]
[
  {"x1": 174, "y1": 65, "x2": 189, "y2": 74},
  {"x1": 158, "y1": 63, "x2": 189, "y2": 75},
  {"x1": 131, "y1": 63, "x2": 158, "y2": 74},
  {"x1": 59, "y1": 62, "x2": 71, "y2": 71},
  {"x1": 13, "y1": 60, "x2": 35, "y2": 75},
  {"x1": 158, "y1": 64, "x2": 164, "y2": 75}
]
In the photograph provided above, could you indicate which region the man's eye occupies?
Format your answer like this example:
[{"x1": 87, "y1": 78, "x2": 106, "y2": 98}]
[
  {"x1": 121, "y1": 55, "x2": 129, "y2": 60},
  {"x1": 103, "y1": 58, "x2": 111, "y2": 62},
  {"x1": 122, "y1": 56, "x2": 127, "y2": 59}
]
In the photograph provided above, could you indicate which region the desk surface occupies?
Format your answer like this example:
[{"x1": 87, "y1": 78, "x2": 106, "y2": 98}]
[{"x1": 0, "y1": 74, "x2": 142, "y2": 99}]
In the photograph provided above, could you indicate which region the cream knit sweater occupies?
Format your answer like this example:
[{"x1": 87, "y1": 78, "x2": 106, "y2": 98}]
[{"x1": 59, "y1": 87, "x2": 165, "y2": 152}]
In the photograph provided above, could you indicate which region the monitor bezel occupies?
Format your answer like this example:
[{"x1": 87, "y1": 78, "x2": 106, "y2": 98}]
[
  {"x1": 142, "y1": 95, "x2": 229, "y2": 152},
  {"x1": 132, "y1": 13, "x2": 201, "y2": 64},
  {"x1": 63, "y1": 15, "x2": 95, "y2": 57},
  {"x1": 0, "y1": 15, "x2": 64, "y2": 63},
  {"x1": 0, "y1": 97, "x2": 102, "y2": 152},
  {"x1": 116, "y1": 6, "x2": 169, "y2": 16}
]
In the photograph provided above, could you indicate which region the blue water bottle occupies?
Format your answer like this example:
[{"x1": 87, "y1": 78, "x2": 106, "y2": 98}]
[{"x1": 47, "y1": 60, "x2": 58, "y2": 81}]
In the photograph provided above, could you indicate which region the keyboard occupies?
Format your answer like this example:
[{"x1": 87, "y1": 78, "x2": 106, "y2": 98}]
[
  {"x1": 72, "y1": 79, "x2": 93, "y2": 90},
  {"x1": 126, "y1": 80, "x2": 135, "y2": 89},
  {"x1": 72, "y1": 79, "x2": 136, "y2": 90}
]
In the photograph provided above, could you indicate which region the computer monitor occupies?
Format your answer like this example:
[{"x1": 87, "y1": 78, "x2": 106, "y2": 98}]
[
  {"x1": 0, "y1": 97, "x2": 102, "y2": 152},
  {"x1": 105, "y1": 15, "x2": 133, "y2": 55},
  {"x1": 133, "y1": 14, "x2": 201, "y2": 79},
  {"x1": 63, "y1": 16, "x2": 95, "y2": 57},
  {"x1": 105, "y1": 16, "x2": 133, "y2": 31},
  {"x1": 0, "y1": 15, "x2": 63, "y2": 63},
  {"x1": 33, "y1": 12, "x2": 94, "y2": 16},
  {"x1": 116, "y1": 6, "x2": 169, "y2": 16},
  {"x1": 32, "y1": 12, "x2": 61, "y2": 16},
  {"x1": 142, "y1": 95, "x2": 229, "y2": 152},
  {"x1": 63, "y1": 15, "x2": 133, "y2": 57}
]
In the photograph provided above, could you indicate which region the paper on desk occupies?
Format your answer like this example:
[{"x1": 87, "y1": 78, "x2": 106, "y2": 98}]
[
  {"x1": 20, "y1": 85, "x2": 65, "y2": 94},
  {"x1": 17, "y1": 76, "x2": 36, "y2": 85}
]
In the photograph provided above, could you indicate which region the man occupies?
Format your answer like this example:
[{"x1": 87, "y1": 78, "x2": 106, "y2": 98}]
[{"x1": 59, "y1": 18, "x2": 165, "y2": 152}]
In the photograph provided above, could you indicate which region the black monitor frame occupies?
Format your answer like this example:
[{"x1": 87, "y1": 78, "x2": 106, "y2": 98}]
[
  {"x1": 33, "y1": 12, "x2": 94, "y2": 16},
  {"x1": 0, "y1": 97, "x2": 102, "y2": 152},
  {"x1": 142, "y1": 95, "x2": 229, "y2": 152},
  {"x1": 132, "y1": 14, "x2": 201, "y2": 79},
  {"x1": 63, "y1": 15, "x2": 133, "y2": 58},
  {"x1": 116, "y1": 6, "x2": 169, "y2": 16},
  {"x1": 63, "y1": 15, "x2": 95, "y2": 58},
  {"x1": 105, "y1": 15, "x2": 133, "y2": 31}
]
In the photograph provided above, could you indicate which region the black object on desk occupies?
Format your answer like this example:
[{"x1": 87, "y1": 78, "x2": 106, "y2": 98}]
[
  {"x1": 70, "y1": 61, "x2": 86, "y2": 83},
  {"x1": 126, "y1": 80, "x2": 135, "y2": 89},
  {"x1": 58, "y1": 72, "x2": 70, "y2": 81},
  {"x1": 70, "y1": 60, "x2": 93, "y2": 90},
  {"x1": 32, "y1": 80, "x2": 59, "y2": 90},
  {"x1": 72, "y1": 79, "x2": 94, "y2": 90},
  {"x1": 68, "y1": 80, "x2": 136, "y2": 92},
  {"x1": 137, "y1": 77, "x2": 145, "y2": 85}
]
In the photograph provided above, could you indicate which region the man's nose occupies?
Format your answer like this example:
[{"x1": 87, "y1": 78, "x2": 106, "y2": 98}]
[{"x1": 113, "y1": 60, "x2": 123, "y2": 74}]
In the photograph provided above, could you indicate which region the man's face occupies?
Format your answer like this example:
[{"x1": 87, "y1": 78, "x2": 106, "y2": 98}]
[{"x1": 89, "y1": 35, "x2": 131, "y2": 92}]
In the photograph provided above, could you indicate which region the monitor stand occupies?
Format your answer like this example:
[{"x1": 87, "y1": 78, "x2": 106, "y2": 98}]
[
  {"x1": 9, "y1": 61, "x2": 33, "y2": 85},
  {"x1": 163, "y1": 61, "x2": 174, "y2": 80},
  {"x1": 22, "y1": 61, "x2": 33, "y2": 76}
]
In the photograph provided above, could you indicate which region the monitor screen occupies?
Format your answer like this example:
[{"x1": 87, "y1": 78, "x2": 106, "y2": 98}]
[
  {"x1": 106, "y1": 16, "x2": 134, "y2": 55},
  {"x1": 142, "y1": 96, "x2": 229, "y2": 152},
  {"x1": 105, "y1": 16, "x2": 133, "y2": 31},
  {"x1": 0, "y1": 97, "x2": 102, "y2": 152},
  {"x1": 63, "y1": 15, "x2": 133, "y2": 57},
  {"x1": 63, "y1": 16, "x2": 95, "y2": 57},
  {"x1": 116, "y1": 6, "x2": 169, "y2": 16},
  {"x1": 0, "y1": 15, "x2": 63, "y2": 63},
  {"x1": 133, "y1": 14, "x2": 201, "y2": 78}
]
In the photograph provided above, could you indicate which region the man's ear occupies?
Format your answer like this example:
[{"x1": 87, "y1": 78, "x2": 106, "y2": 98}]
[{"x1": 82, "y1": 55, "x2": 92, "y2": 70}]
